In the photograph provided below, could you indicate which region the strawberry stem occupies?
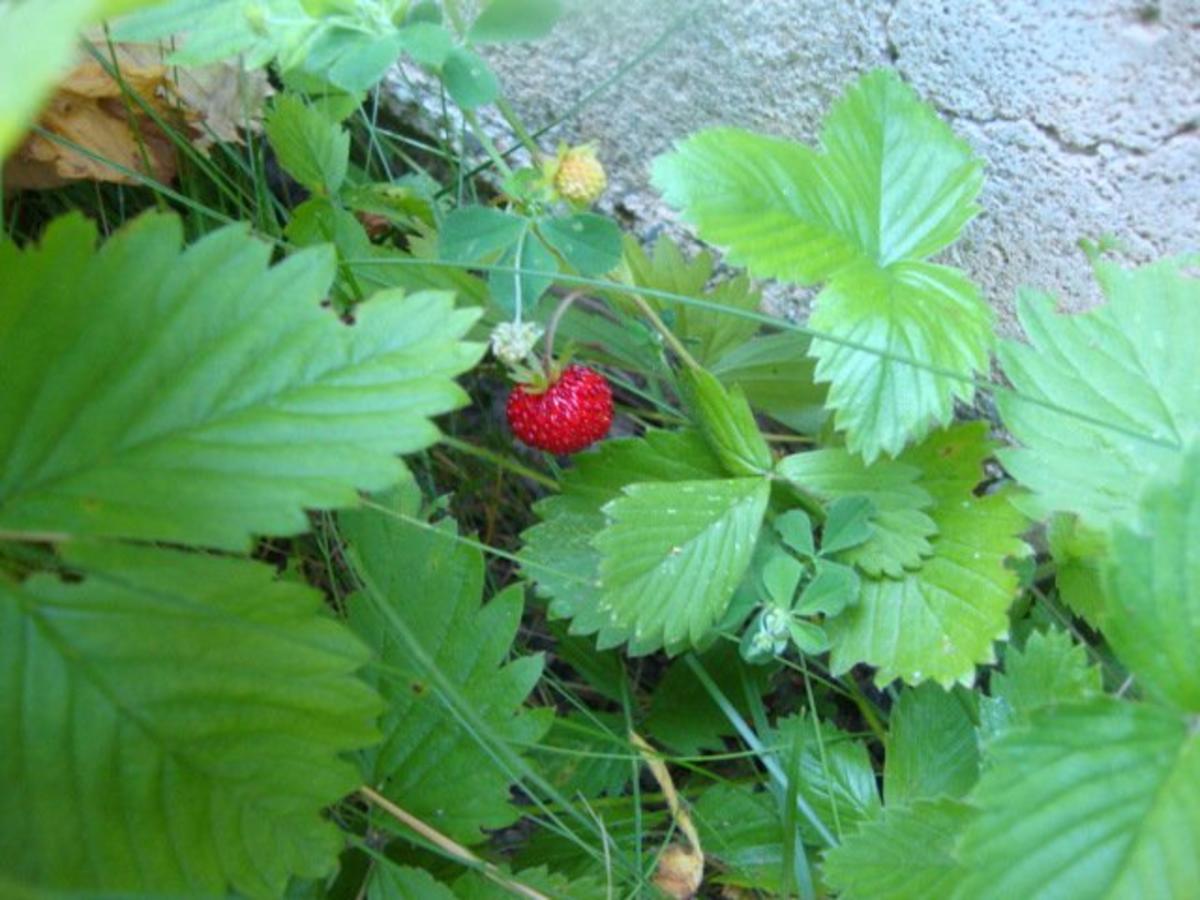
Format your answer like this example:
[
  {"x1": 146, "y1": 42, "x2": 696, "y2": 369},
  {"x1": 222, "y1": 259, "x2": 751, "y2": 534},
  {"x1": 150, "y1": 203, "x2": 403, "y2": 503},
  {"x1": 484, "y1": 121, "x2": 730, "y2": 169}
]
[{"x1": 542, "y1": 290, "x2": 585, "y2": 368}]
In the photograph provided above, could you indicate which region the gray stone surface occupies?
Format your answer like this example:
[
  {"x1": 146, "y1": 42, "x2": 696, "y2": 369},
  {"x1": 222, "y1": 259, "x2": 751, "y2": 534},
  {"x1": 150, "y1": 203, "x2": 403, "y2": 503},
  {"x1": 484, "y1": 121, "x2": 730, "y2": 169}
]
[{"x1": 474, "y1": 0, "x2": 1200, "y2": 331}]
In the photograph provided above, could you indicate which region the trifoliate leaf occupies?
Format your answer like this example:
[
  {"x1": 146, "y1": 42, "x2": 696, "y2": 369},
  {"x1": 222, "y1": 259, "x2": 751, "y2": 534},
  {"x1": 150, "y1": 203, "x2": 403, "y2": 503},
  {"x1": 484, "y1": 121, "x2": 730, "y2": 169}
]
[
  {"x1": 774, "y1": 508, "x2": 815, "y2": 557},
  {"x1": 997, "y1": 258, "x2": 1200, "y2": 527},
  {"x1": 1103, "y1": 445, "x2": 1200, "y2": 711},
  {"x1": 884, "y1": 683, "x2": 979, "y2": 804},
  {"x1": 826, "y1": 424, "x2": 1028, "y2": 687},
  {"x1": 982, "y1": 628, "x2": 1101, "y2": 740},
  {"x1": 521, "y1": 430, "x2": 725, "y2": 649},
  {"x1": 439, "y1": 205, "x2": 527, "y2": 263},
  {"x1": 820, "y1": 496, "x2": 876, "y2": 556},
  {"x1": 956, "y1": 699, "x2": 1200, "y2": 900},
  {"x1": 340, "y1": 503, "x2": 551, "y2": 845},
  {"x1": 793, "y1": 559, "x2": 858, "y2": 617},
  {"x1": 617, "y1": 234, "x2": 761, "y2": 367},
  {"x1": 442, "y1": 47, "x2": 499, "y2": 109},
  {"x1": 0, "y1": 213, "x2": 481, "y2": 550},
  {"x1": 0, "y1": 542, "x2": 380, "y2": 898},
  {"x1": 823, "y1": 798, "x2": 973, "y2": 900},
  {"x1": 488, "y1": 223, "x2": 559, "y2": 317},
  {"x1": 595, "y1": 476, "x2": 771, "y2": 653},
  {"x1": 265, "y1": 93, "x2": 348, "y2": 194},
  {"x1": 776, "y1": 447, "x2": 936, "y2": 577},
  {"x1": 539, "y1": 213, "x2": 623, "y2": 276},
  {"x1": 654, "y1": 69, "x2": 990, "y2": 460}
]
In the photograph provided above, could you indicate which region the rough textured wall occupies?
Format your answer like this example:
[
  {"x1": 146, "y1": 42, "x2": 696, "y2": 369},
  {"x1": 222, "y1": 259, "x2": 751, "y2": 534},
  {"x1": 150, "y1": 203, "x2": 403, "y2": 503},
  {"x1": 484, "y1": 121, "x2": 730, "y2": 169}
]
[{"x1": 480, "y1": 0, "x2": 1200, "y2": 330}]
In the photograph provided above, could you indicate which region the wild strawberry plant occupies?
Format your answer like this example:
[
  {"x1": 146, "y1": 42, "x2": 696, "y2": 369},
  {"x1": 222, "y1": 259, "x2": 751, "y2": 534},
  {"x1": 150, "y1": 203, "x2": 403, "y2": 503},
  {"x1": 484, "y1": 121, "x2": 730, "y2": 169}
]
[{"x1": 0, "y1": 2, "x2": 1196, "y2": 899}]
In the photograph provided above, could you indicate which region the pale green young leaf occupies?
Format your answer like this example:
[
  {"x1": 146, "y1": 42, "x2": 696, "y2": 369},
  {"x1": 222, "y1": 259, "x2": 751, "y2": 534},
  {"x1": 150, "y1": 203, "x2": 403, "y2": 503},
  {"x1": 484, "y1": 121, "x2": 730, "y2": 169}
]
[
  {"x1": 0, "y1": 213, "x2": 482, "y2": 550},
  {"x1": 1103, "y1": 445, "x2": 1200, "y2": 711},
  {"x1": 827, "y1": 424, "x2": 1028, "y2": 687},
  {"x1": 884, "y1": 683, "x2": 979, "y2": 804},
  {"x1": 956, "y1": 700, "x2": 1200, "y2": 900},
  {"x1": 520, "y1": 429, "x2": 725, "y2": 650},
  {"x1": 997, "y1": 258, "x2": 1200, "y2": 527},
  {"x1": 682, "y1": 367, "x2": 773, "y2": 476},
  {"x1": 981, "y1": 628, "x2": 1101, "y2": 736},
  {"x1": 653, "y1": 69, "x2": 990, "y2": 459},
  {"x1": 823, "y1": 798, "x2": 973, "y2": 900},
  {"x1": 776, "y1": 447, "x2": 936, "y2": 577},
  {"x1": 595, "y1": 476, "x2": 771, "y2": 653},
  {"x1": 0, "y1": 543, "x2": 380, "y2": 898},
  {"x1": 468, "y1": 0, "x2": 563, "y2": 43},
  {"x1": 340, "y1": 504, "x2": 551, "y2": 845}
]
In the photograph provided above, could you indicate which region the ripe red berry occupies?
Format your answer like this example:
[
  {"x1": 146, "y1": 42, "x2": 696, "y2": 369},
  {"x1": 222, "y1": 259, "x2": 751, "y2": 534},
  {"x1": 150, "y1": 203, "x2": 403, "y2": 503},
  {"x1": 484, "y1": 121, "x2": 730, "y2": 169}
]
[{"x1": 506, "y1": 364, "x2": 613, "y2": 454}]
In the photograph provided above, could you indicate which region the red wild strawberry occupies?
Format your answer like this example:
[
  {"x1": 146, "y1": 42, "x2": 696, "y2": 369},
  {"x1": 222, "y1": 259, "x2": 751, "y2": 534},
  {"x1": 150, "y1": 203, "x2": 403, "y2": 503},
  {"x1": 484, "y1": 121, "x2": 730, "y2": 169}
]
[{"x1": 506, "y1": 364, "x2": 613, "y2": 454}]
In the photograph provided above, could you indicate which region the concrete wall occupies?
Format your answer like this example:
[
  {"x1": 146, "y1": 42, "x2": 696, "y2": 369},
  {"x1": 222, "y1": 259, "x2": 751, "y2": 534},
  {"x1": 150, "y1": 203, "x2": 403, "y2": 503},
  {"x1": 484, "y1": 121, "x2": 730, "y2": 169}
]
[{"x1": 480, "y1": 0, "x2": 1200, "y2": 330}]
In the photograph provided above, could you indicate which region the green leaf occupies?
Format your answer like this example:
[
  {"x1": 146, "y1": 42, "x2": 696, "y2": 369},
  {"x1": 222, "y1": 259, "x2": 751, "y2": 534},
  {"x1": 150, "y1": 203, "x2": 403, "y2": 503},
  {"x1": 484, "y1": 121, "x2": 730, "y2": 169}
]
[
  {"x1": 595, "y1": 476, "x2": 771, "y2": 653},
  {"x1": 617, "y1": 235, "x2": 762, "y2": 367},
  {"x1": 396, "y1": 22, "x2": 454, "y2": 66},
  {"x1": 693, "y1": 784, "x2": 786, "y2": 893},
  {"x1": 981, "y1": 628, "x2": 1101, "y2": 736},
  {"x1": 823, "y1": 798, "x2": 973, "y2": 900},
  {"x1": 997, "y1": 258, "x2": 1200, "y2": 527},
  {"x1": 709, "y1": 331, "x2": 828, "y2": 435},
  {"x1": 826, "y1": 424, "x2": 1029, "y2": 687},
  {"x1": 520, "y1": 429, "x2": 725, "y2": 651},
  {"x1": 532, "y1": 711, "x2": 630, "y2": 799},
  {"x1": 821, "y1": 496, "x2": 876, "y2": 556},
  {"x1": 468, "y1": 0, "x2": 562, "y2": 43},
  {"x1": 768, "y1": 714, "x2": 882, "y2": 843},
  {"x1": 442, "y1": 46, "x2": 499, "y2": 109},
  {"x1": 682, "y1": 367, "x2": 773, "y2": 476},
  {"x1": 454, "y1": 865, "x2": 607, "y2": 900},
  {"x1": 0, "y1": 0, "x2": 165, "y2": 157},
  {"x1": 653, "y1": 69, "x2": 990, "y2": 459},
  {"x1": 776, "y1": 447, "x2": 936, "y2": 577},
  {"x1": 793, "y1": 559, "x2": 858, "y2": 617},
  {"x1": 1103, "y1": 445, "x2": 1200, "y2": 711},
  {"x1": 538, "y1": 213, "x2": 622, "y2": 276},
  {"x1": 884, "y1": 683, "x2": 979, "y2": 804},
  {"x1": 0, "y1": 542, "x2": 380, "y2": 897},
  {"x1": 340, "y1": 503, "x2": 551, "y2": 845},
  {"x1": 488, "y1": 224, "x2": 559, "y2": 317},
  {"x1": 957, "y1": 699, "x2": 1200, "y2": 900},
  {"x1": 774, "y1": 508, "x2": 815, "y2": 557},
  {"x1": 1047, "y1": 513, "x2": 1108, "y2": 625},
  {"x1": 0, "y1": 213, "x2": 481, "y2": 550},
  {"x1": 762, "y1": 553, "x2": 804, "y2": 606},
  {"x1": 438, "y1": 205, "x2": 527, "y2": 262},
  {"x1": 369, "y1": 864, "x2": 457, "y2": 900},
  {"x1": 303, "y1": 26, "x2": 404, "y2": 91},
  {"x1": 645, "y1": 643, "x2": 770, "y2": 755}
]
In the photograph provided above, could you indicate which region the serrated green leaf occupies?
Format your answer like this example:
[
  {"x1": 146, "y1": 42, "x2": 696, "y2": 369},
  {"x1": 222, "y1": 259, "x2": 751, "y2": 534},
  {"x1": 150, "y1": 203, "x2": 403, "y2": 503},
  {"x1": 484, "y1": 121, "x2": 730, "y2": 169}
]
[
  {"x1": 538, "y1": 213, "x2": 622, "y2": 276},
  {"x1": 823, "y1": 798, "x2": 973, "y2": 900},
  {"x1": 454, "y1": 864, "x2": 607, "y2": 900},
  {"x1": 0, "y1": 213, "x2": 481, "y2": 550},
  {"x1": 693, "y1": 784, "x2": 786, "y2": 893},
  {"x1": 682, "y1": 367, "x2": 773, "y2": 476},
  {"x1": 0, "y1": 543, "x2": 380, "y2": 897},
  {"x1": 595, "y1": 476, "x2": 771, "y2": 653},
  {"x1": 468, "y1": 0, "x2": 562, "y2": 43},
  {"x1": 1103, "y1": 445, "x2": 1200, "y2": 711},
  {"x1": 442, "y1": 46, "x2": 499, "y2": 109},
  {"x1": 709, "y1": 331, "x2": 829, "y2": 435},
  {"x1": 884, "y1": 683, "x2": 979, "y2": 804},
  {"x1": 1047, "y1": 513, "x2": 1108, "y2": 624},
  {"x1": 826, "y1": 424, "x2": 1028, "y2": 687},
  {"x1": 956, "y1": 700, "x2": 1200, "y2": 900},
  {"x1": 654, "y1": 69, "x2": 990, "y2": 459},
  {"x1": 439, "y1": 205, "x2": 526, "y2": 262},
  {"x1": 532, "y1": 711, "x2": 630, "y2": 799},
  {"x1": 768, "y1": 714, "x2": 882, "y2": 843},
  {"x1": 520, "y1": 430, "x2": 725, "y2": 650},
  {"x1": 776, "y1": 447, "x2": 936, "y2": 577},
  {"x1": 617, "y1": 234, "x2": 762, "y2": 367},
  {"x1": 982, "y1": 628, "x2": 1101, "y2": 736},
  {"x1": 369, "y1": 864, "x2": 457, "y2": 900},
  {"x1": 340, "y1": 503, "x2": 550, "y2": 845},
  {"x1": 997, "y1": 259, "x2": 1200, "y2": 527}
]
